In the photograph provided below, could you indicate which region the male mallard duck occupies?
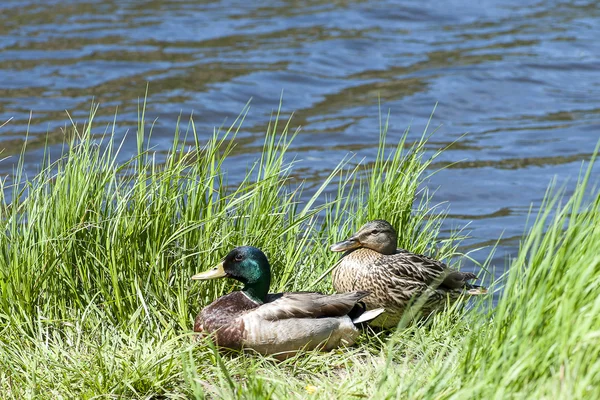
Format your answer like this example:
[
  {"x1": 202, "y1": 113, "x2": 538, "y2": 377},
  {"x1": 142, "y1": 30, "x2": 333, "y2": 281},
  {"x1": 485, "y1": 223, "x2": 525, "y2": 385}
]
[
  {"x1": 192, "y1": 246, "x2": 384, "y2": 359},
  {"x1": 330, "y1": 220, "x2": 487, "y2": 328}
]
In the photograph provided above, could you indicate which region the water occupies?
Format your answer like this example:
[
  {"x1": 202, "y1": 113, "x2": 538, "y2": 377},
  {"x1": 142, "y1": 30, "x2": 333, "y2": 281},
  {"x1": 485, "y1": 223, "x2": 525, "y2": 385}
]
[{"x1": 1, "y1": 0, "x2": 600, "y2": 277}]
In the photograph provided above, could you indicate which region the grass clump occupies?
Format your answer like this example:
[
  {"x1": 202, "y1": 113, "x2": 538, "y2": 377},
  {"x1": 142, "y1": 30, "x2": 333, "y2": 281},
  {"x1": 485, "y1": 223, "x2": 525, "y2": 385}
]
[{"x1": 0, "y1": 100, "x2": 599, "y2": 399}]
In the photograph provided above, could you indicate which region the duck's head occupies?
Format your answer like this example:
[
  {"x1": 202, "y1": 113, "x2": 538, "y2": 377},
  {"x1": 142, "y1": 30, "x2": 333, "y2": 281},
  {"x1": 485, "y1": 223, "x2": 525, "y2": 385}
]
[
  {"x1": 192, "y1": 246, "x2": 271, "y2": 303},
  {"x1": 330, "y1": 220, "x2": 397, "y2": 255}
]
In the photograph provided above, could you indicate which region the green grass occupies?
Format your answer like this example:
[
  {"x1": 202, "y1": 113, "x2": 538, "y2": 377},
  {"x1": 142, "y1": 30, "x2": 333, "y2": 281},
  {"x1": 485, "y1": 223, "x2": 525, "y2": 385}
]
[{"x1": 0, "y1": 101, "x2": 598, "y2": 399}]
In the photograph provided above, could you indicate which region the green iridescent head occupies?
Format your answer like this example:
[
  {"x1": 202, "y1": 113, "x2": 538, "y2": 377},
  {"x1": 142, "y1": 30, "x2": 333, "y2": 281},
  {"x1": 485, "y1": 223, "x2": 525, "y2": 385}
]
[{"x1": 192, "y1": 246, "x2": 271, "y2": 303}]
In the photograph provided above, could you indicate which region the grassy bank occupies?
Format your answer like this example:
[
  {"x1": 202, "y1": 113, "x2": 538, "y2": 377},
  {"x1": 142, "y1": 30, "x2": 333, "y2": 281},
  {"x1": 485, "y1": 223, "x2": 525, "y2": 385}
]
[{"x1": 0, "y1": 103, "x2": 598, "y2": 399}]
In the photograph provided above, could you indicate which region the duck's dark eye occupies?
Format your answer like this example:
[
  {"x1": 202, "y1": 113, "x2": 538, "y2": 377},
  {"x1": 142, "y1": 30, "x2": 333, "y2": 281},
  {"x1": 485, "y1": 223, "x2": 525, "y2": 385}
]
[
  {"x1": 234, "y1": 254, "x2": 244, "y2": 262},
  {"x1": 370, "y1": 230, "x2": 379, "y2": 235}
]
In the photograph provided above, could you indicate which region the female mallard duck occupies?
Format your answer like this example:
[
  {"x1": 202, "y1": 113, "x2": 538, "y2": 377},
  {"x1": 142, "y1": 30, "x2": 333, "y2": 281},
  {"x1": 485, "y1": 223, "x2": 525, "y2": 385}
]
[
  {"x1": 192, "y1": 246, "x2": 383, "y2": 359},
  {"x1": 330, "y1": 220, "x2": 487, "y2": 328}
]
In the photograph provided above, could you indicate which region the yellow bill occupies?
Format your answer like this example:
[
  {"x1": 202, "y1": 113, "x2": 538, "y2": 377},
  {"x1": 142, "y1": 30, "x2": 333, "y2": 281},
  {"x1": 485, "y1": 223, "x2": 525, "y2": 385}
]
[{"x1": 191, "y1": 262, "x2": 227, "y2": 280}]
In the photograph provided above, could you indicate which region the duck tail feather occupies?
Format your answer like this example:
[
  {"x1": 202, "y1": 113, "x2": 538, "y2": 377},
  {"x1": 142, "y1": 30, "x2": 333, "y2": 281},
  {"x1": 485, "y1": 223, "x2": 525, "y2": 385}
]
[{"x1": 352, "y1": 308, "x2": 385, "y2": 325}]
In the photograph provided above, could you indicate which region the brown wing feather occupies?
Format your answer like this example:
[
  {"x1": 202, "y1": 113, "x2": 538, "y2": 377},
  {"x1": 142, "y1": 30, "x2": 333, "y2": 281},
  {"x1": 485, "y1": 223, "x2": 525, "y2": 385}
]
[
  {"x1": 255, "y1": 291, "x2": 370, "y2": 321},
  {"x1": 391, "y1": 249, "x2": 476, "y2": 290}
]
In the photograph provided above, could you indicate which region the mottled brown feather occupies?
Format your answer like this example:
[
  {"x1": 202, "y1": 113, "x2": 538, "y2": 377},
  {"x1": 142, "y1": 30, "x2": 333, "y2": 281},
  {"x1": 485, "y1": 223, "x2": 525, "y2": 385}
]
[
  {"x1": 332, "y1": 242, "x2": 486, "y2": 328},
  {"x1": 194, "y1": 291, "x2": 257, "y2": 349}
]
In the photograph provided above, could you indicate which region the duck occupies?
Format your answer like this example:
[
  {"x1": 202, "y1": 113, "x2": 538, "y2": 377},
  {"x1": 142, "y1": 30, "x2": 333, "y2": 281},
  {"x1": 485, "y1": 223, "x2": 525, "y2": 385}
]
[
  {"x1": 192, "y1": 246, "x2": 384, "y2": 359},
  {"x1": 330, "y1": 220, "x2": 487, "y2": 328}
]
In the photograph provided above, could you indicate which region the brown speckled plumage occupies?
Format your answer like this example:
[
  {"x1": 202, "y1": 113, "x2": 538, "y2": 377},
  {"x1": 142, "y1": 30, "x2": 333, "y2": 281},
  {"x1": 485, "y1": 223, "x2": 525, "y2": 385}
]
[
  {"x1": 194, "y1": 291, "x2": 254, "y2": 349},
  {"x1": 331, "y1": 220, "x2": 487, "y2": 328}
]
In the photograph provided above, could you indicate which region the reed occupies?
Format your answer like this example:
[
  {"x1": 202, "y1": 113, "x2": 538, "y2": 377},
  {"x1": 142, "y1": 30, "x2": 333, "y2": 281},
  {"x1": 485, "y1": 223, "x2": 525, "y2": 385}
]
[{"x1": 0, "y1": 101, "x2": 597, "y2": 399}]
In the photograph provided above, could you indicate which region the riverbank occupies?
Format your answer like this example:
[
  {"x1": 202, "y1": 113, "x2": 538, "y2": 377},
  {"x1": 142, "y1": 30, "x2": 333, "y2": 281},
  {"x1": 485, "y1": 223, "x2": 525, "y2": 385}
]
[{"x1": 0, "y1": 104, "x2": 598, "y2": 399}]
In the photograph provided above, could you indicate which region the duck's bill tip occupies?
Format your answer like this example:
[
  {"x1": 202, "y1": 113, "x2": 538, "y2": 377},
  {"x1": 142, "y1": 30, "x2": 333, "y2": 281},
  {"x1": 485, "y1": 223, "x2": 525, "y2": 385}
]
[
  {"x1": 330, "y1": 238, "x2": 360, "y2": 252},
  {"x1": 191, "y1": 262, "x2": 227, "y2": 280}
]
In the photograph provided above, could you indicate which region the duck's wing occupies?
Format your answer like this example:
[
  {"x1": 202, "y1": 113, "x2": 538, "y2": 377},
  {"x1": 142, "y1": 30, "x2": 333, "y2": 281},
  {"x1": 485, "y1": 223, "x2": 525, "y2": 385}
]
[
  {"x1": 392, "y1": 249, "x2": 477, "y2": 289},
  {"x1": 254, "y1": 291, "x2": 370, "y2": 321}
]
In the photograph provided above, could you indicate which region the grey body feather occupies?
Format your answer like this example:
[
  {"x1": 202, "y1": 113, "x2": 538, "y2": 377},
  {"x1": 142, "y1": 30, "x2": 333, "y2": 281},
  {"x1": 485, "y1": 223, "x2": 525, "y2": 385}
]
[{"x1": 195, "y1": 290, "x2": 376, "y2": 359}]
